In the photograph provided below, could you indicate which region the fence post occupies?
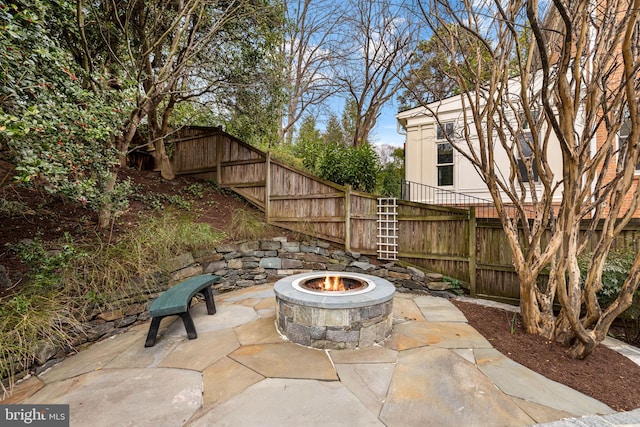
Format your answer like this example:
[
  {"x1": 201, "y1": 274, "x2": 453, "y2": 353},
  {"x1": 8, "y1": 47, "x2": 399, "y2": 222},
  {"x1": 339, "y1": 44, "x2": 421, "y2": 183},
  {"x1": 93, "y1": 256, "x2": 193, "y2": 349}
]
[
  {"x1": 344, "y1": 185, "x2": 351, "y2": 252},
  {"x1": 216, "y1": 131, "x2": 222, "y2": 185},
  {"x1": 265, "y1": 152, "x2": 271, "y2": 223},
  {"x1": 468, "y1": 206, "x2": 477, "y2": 298}
]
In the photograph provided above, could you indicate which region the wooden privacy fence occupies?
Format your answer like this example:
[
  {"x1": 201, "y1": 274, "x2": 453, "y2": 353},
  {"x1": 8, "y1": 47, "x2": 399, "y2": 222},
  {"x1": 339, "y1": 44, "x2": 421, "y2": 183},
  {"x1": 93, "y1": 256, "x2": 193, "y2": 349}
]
[
  {"x1": 171, "y1": 126, "x2": 379, "y2": 254},
  {"x1": 170, "y1": 127, "x2": 640, "y2": 304}
]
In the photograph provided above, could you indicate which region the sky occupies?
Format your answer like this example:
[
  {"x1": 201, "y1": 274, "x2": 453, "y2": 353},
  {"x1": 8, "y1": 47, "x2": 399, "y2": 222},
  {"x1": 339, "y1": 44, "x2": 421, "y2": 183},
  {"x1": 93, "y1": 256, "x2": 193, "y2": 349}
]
[
  {"x1": 320, "y1": 97, "x2": 406, "y2": 148},
  {"x1": 371, "y1": 102, "x2": 406, "y2": 148}
]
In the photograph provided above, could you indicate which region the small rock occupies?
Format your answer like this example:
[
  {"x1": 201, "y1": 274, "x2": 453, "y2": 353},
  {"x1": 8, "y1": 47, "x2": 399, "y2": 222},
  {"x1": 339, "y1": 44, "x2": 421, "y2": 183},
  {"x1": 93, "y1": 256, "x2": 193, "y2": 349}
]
[
  {"x1": 425, "y1": 272, "x2": 444, "y2": 282},
  {"x1": 161, "y1": 253, "x2": 195, "y2": 273},
  {"x1": 205, "y1": 261, "x2": 227, "y2": 273},
  {"x1": 223, "y1": 251, "x2": 242, "y2": 260},
  {"x1": 124, "y1": 304, "x2": 146, "y2": 316},
  {"x1": 96, "y1": 309, "x2": 124, "y2": 322},
  {"x1": 316, "y1": 241, "x2": 331, "y2": 249},
  {"x1": 281, "y1": 258, "x2": 303, "y2": 269},
  {"x1": 171, "y1": 264, "x2": 203, "y2": 281},
  {"x1": 228, "y1": 259, "x2": 243, "y2": 269},
  {"x1": 280, "y1": 242, "x2": 301, "y2": 252},
  {"x1": 236, "y1": 280, "x2": 254, "y2": 287},
  {"x1": 400, "y1": 279, "x2": 423, "y2": 290},
  {"x1": 260, "y1": 257, "x2": 282, "y2": 269},
  {"x1": 260, "y1": 240, "x2": 281, "y2": 251},
  {"x1": 216, "y1": 244, "x2": 240, "y2": 253},
  {"x1": 114, "y1": 316, "x2": 137, "y2": 328},
  {"x1": 350, "y1": 261, "x2": 375, "y2": 271},
  {"x1": 239, "y1": 241, "x2": 260, "y2": 253},
  {"x1": 407, "y1": 266, "x2": 425, "y2": 279},
  {"x1": 302, "y1": 253, "x2": 330, "y2": 263},
  {"x1": 427, "y1": 281, "x2": 452, "y2": 291},
  {"x1": 85, "y1": 322, "x2": 115, "y2": 341},
  {"x1": 388, "y1": 271, "x2": 411, "y2": 280},
  {"x1": 304, "y1": 246, "x2": 330, "y2": 256},
  {"x1": 35, "y1": 341, "x2": 57, "y2": 365}
]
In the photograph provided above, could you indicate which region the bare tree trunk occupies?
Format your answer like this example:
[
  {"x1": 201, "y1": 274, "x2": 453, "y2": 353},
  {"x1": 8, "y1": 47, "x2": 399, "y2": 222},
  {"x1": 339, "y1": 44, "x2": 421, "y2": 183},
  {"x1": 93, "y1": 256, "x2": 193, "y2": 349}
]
[{"x1": 97, "y1": 171, "x2": 117, "y2": 229}]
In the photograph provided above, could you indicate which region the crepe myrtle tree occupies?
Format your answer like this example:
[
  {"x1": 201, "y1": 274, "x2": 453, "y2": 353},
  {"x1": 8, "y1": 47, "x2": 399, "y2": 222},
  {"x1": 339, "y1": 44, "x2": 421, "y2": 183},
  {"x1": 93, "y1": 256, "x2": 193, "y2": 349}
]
[{"x1": 411, "y1": 0, "x2": 640, "y2": 358}]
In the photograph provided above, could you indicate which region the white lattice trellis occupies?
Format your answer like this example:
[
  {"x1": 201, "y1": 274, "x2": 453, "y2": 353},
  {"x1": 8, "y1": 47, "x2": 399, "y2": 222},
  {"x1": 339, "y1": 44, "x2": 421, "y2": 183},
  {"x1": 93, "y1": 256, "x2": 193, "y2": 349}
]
[{"x1": 377, "y1": 198, "x2": 398, "y2": 260}]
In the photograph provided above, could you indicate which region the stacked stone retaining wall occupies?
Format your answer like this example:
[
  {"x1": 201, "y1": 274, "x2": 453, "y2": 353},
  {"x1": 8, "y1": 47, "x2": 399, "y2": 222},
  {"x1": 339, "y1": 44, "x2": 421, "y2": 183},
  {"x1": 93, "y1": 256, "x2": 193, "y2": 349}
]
[{"x1": 19, "y1": 237, "x2": 459, "y2": 381}]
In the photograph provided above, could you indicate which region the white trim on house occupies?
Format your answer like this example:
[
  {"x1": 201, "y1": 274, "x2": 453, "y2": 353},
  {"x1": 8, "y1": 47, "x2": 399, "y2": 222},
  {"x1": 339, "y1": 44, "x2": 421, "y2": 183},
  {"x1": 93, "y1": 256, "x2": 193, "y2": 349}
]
[{"x1": 396, "y1": 93, "x2": 565, "y2": 206}]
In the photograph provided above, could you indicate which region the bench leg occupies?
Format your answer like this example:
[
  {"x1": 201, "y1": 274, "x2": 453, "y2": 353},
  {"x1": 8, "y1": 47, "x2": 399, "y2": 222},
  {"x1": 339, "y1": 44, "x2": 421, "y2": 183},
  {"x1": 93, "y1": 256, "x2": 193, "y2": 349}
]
[
  {"x1": 180, "y1": 311, "x2": 198, "y2": 340},
  {"x1": 145, "y1": 317, "x2": 162, "y2": 347},
  {"x1": 199, "y1": 286, "x2": 217, "y2": 315}
]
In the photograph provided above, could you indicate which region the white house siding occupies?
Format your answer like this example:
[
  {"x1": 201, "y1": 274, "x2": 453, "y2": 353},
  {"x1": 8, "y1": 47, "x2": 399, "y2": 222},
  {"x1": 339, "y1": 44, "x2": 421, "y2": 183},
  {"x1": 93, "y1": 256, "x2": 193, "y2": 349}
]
[{"x1": 397, "y1": 96, "x2": 565, "y2": 207}]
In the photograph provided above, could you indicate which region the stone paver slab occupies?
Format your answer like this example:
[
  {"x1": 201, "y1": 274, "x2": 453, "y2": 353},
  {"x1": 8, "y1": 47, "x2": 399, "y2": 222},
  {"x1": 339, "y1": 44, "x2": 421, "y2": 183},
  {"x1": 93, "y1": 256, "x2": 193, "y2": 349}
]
[
  {"x1": 229, "y1": 342, "x2": 337, "y2": 380},
  {"x1": 335, "y1": 363, "x2": 395, "y2": 417},
  {"x1": 26, "y1": 368, "x2": 202, "y2": 427},
  {"x1": 380, "y1": 346, "x2": 534, "y2": 427},
  {"x1": 202, "y1": 357, "x2": 264, "y2": 408},
  {"x1": 392, "y1": 297, "x2": 425, "y2": 322},
  {"x1": 106, "y1": 334, "x2": 184, "y2": 369},
  {"x1": 475, "y1": 348, "x2": 613, "y2": 416},
  {"x1": 393, "y1": 292, "x2": 416, "y2": 299},
  {"x1": 235, "y1": 297, "x2": 260, "y2": 307},
  {"x1": 329, "y1": 346, "x2": 398, "y2": 364},
  {"x1": 254, "y1": 296, "x2": 275, "y2": 311},
  {"x1": 38, "y1": 330, "x2": 146, "y2": 384},
  {"x1": 162, "y1": 303, "x2": 258, "y2": 337},
  {"x1": 510, "y1": 397, "x2": 576, "y2": 424},
  {"x1": 217, "y1": 285, "x2": 274, "y2": 303},
  {"x1": 413, "y1": 295, "x2": 467, "y2": 322},
  {"x1": 234, "y1": 317, "x2": 284, "y2": 345},
  {"x1": 1, "y1": 376, "x2": 44, "y2": 403},
  {"x1": 452, "y1": 348, "x2": 475, "y2": 364},
  {"x1": 603, "y1": 336, "x2": 640, "y2": 365},
  {"x1": 158, "y1": 328, "x2": 240, "y2": 371},
  {"x1": 188, "y1": 378, "x2": 383, "y2": 427},
  {"x1": 385, "y1": 321, "x2": 492, "y2": 351},
  {"x1": 256, "y1": 307, "x2": 276, "y2": 318}
]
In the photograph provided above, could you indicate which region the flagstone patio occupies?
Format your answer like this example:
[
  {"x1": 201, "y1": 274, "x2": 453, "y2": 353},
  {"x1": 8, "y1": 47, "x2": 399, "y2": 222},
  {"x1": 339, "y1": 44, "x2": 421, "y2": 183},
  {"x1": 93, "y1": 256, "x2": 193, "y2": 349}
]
[{"x1": 5, "y1": 283, "x2": 639, "y2": 427}]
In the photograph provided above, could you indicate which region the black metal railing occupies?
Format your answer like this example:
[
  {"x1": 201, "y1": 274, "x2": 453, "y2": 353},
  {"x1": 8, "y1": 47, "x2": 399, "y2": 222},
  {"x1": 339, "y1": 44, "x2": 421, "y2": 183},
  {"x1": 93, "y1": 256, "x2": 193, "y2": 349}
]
[{"x1": 400, "y1": 179, "x2": 532, "y2": 219}]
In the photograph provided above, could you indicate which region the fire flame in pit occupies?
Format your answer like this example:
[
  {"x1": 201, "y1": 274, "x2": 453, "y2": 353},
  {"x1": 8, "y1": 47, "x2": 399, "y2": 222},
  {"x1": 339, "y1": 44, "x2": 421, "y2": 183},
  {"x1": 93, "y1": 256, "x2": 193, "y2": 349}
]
[
  {"x1": 320, "y1": 276, "x2": 345, "y2": 292},
  {"x1": 299, "y1": 274, "x2": 367, "y2": 293}
]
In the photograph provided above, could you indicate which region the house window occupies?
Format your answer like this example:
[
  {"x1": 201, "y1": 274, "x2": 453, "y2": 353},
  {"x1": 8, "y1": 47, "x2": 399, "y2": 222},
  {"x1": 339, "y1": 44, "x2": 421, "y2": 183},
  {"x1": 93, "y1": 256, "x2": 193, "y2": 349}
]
[
  {"x1": 437, "y1": 142, "x2": 454, "y2": 186},
  {"x1": 437, "y1": 122, "x2": 454, "y2": 140},
  {"x1": 517, "y1": 132, "x2": 539, "y2": 182},
  {"x1": 436, "y1": 122, "x2": 454, "y2": 186},
  {"x1": 517, "y1": 111, "x2": 539, "y2": 182},
  {"x1": 618, "y1": 120, "x2": 639, "y2": 173}
]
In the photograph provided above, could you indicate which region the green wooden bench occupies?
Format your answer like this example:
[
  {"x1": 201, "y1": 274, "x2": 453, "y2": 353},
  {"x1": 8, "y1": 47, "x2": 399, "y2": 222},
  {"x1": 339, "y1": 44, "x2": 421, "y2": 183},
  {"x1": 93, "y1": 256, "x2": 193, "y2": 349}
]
[{"x1": 145, "y1": 274, "x2": 221, "y2": 347}]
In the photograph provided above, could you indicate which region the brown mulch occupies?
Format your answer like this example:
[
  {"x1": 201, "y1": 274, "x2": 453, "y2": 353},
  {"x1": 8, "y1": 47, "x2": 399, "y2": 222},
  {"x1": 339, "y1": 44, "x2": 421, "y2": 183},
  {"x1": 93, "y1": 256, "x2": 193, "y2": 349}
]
[{"x1": 453, "y1": 300, "x2": 640, "y2": 412}]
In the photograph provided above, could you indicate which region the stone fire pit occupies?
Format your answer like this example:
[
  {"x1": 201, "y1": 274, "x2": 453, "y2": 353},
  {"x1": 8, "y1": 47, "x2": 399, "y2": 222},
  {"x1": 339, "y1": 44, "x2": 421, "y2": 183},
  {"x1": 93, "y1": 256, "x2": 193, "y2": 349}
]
[{"x1": 274, "y1": 272, "x2": 395, "y2": 349}]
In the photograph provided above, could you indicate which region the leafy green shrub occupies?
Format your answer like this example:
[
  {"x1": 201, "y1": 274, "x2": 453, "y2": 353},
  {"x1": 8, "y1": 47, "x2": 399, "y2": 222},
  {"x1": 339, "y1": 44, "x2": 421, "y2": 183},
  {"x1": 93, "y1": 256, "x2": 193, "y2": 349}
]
[
  {"x1": 0, "y1": 199, "x2": 30, "y2": 216},
  {"x1": 11, "y1": 237, "x2": 80, "y2": 291},
  {"x1": 317, "y1": 143, "x2": 380, "y2": 193},
  {"x1": 378, "y1": 162, "x2": 402, "y2": 197},
  {"x1": 182, "y1": 183, "x2": 205, "y2": 199},
  {"x1": 131, "y1": 192, "x2": 193, "y2": 211},
  {"x1": 580, "y1": 250, "x2": 639, "y2": 341}
]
